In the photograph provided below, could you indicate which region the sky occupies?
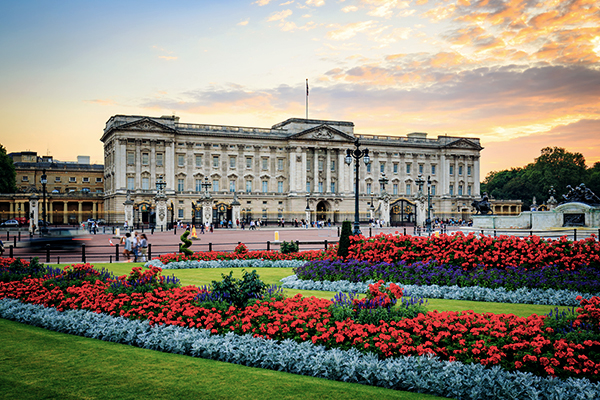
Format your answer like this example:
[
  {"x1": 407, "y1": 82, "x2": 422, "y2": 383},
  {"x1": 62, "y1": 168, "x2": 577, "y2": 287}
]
[{"x1": 0, "y1": 0, "x2": 598, "y2": 179}]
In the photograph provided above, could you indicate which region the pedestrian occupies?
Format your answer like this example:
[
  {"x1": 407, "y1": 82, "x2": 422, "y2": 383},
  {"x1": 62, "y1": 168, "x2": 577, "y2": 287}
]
[
  {"x1": 132, "y1": 231, "x2": 139, "y2": 262},
  {"x1": 0, "y1": 239, "x2": 4, "y2": 256},
  {"x1": 200, "y1": 224, "x2": 205, "y2": 234},
  {"x1": 124, "y1": 232, "x2": 132, "y2": 261},
  {"x1": 139, "y1": 233, "x2": 148, "y2": 262}
]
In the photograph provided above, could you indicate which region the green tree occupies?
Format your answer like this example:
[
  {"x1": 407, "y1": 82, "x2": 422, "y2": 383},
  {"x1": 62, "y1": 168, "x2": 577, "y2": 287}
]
[
  {"x1": 480, "y1": 147, "x2": 595, "y2": 208},
  {"x1": 337, "y1": 220, "x2": 353, "y2": 259},
  {"x1": 0, "y1": 144, "x2": 16, "y2": 193}
]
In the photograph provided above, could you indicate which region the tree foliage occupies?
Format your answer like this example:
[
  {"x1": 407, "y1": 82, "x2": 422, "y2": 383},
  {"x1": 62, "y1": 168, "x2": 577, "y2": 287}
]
[
  {"x1": 0, "y1": 144, "x2": 16, "y2": 194},
  {"x1": 481, "y1": 147, "x2": 597, "y2": 208}
]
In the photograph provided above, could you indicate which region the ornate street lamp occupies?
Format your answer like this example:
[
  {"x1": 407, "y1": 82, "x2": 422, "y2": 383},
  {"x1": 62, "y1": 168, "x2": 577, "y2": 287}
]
[
  {"x1": 426, "y1": 175, "x2": 432, "y2": 235},
  {"x1": 415, "y1": 174, "x2": 425, "y2": 196},
  {"x1": 155, "y1": 176, "x2": 166, "y2": 193},
  {"x1": 345, "y1": 139, "x2": 370, "y2": 235},
  {"x1": 201, "y1": 177, "x2": 212, "y2": 198},
  {"x1": 379, "y1": 172, "x2": 389, "y2": 194},
  {"x1": 40, "y1": 169, "x2": 47, "y2": 234}
]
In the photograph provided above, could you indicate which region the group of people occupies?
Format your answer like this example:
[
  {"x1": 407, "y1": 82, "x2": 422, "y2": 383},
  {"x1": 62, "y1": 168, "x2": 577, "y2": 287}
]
[{"x1": 121, "y1": 231, "x2": 148, "y2": 262}]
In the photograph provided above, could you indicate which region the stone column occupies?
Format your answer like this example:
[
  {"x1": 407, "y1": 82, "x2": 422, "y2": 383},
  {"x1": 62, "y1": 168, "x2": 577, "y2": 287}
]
[
  {"x1": 78, "y1": 202, "x2": 83, "y2": 224},
  {"x1": 202, "y1": 198, "x2": 212, "y2": 227},
  {"x1": 29, "y1": 194, "x2": 39, "y2": 234},
  {"x1": 301, "y1": 149, "x2": 307, "y2": 193},
  {"x1": 231, "y1": 194, "x2": 241, "y2": 228},
  {"x1": 154, "y1": 193, "x2": 168, "y2": 230},
  {"x1": 326, "y1": 149, "x2": 331, "y2": 193},
  {"x1": 313, "y1": 148, "x2": 319, "y2": 192},
  {"x1": 123, "y1": 194, "x2": 134, "y2": 230},
  {"x1": 289, "y1": 149, "x2": 296, "y2": 193}
]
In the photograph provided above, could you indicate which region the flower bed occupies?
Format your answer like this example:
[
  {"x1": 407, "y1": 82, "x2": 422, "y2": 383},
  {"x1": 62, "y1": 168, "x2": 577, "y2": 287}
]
[
  {"x1": 346, "y1": 232, "x2": 600, "y2": 271},
  {"x1": 0, "y1": 260, "x2": 599, "y2": 384},
  {"x1": 157, "y1": 247, "x2": 334, "y2": 265},
  {"x1": 4, "y1": 299, "x2": 599, "y2": 400},
  {"x1": 293, "y1": 259, "x2": 600, "y2": 293}
]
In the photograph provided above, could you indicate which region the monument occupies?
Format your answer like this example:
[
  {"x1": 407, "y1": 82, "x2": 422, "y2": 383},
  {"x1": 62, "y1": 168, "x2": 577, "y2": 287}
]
[{"x1": 472, "y1": 184, "x2": 600, "y2": 230}]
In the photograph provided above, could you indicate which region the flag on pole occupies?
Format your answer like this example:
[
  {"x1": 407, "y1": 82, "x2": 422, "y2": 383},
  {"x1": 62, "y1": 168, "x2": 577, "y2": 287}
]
[{"x1": 306, "y1": 78, "x2": 309, "y2": 96}]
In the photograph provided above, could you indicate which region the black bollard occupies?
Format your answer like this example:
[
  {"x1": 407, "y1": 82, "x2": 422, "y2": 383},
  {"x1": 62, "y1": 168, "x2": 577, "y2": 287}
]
[
  {"x1": 82, "y1": 244, "x2": 86, "y2": 263},
  {"x1": 267, "y1": 241, "x2": 270, "y2": 251},
  {"x1": 148, "y1": 243, "x2": 152, "y2": 260},
  {"x1": 209, "y1": 242, "x2": 212, "y2": 252},
  {"x1": 45, "y1": 244, "x2": 50, "y2": 263},
  {"x1": 324, "y1": 240, "x2": 328, "y2": 250},
  {"x1": 116, "y1": 244, "x2": 119, "y2": 262}
]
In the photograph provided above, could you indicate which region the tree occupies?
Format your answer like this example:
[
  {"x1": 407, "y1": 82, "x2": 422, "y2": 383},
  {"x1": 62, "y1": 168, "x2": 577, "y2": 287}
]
[
  {"x1": 0, "y1": 144, "x2": 16, "y2": 193},
  {"x1": 337, "y1": 220, "x2": 353, "y2": 259},
  {"x1": 480, "y1": 147, "x2": 595, "y2": 208}
]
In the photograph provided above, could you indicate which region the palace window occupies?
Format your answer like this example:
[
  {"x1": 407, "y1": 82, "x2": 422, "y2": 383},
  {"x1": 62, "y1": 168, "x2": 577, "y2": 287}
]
[
  {"x1": 468, "y1": 185, "x2": 472, "y2": 196},
  {"x1": 366, "y1": 183, "x2": 371, "y2": 194},
  {"x1": 127, "y1": 152, "x2": 134, "y2": 165},
  {"x1": 195, "y1": 179, "x2": 202, "y2": 192},
  {"x1": 431, "y1": 165, "x2": 436, "y2": 175},
  {"x1": 380, "y1": 162, "x2": 385, "y2": 173},
  {"x1": 96, "y1": 177, "x2": 102, "y2": 183},
  {"x1": 142, "y1": 177, "x2": 149, "y2": 190},
  {"x1": 449, "y1": 165, "x2": 454, "y2": 175},
  {"x1": 406, "y1": 163, "x2": 411, "y2": 174},
  {"x1": 22, "y1": 176, "x2": 28, "y2": 182},
  {"x1": 467, "y1": 166, "x2": 472, "y2": 175},
  {"x1": 246, "y1": 180, "x2": 252, "y2": 193},
  {"x1": 127, "y1": 177, "x2": 134, "y2": 190},
  {"x1": 277, "y1": 181, "x2": 283, "y2": 193},
  {"x1": 55, "y1": 177, "x2": 61, "y2": 182},
  {"x1": 318, "y1": 160, "x2": 324, "y2": 172},
  {"x1": 212, "y1": 180, "x2": 219, "y2": 192},
  {"x1": 230, "y1": 180, "x2": 236, "y2": 192},
  {"x1": 262, "y1": 180, "x2": 268, "y2": 193},
  {"x1": 331, "y1": 160, "x2": 336, "y2": 171},
  {"x1": 393, "y1": 183, "x2": 398, "y2": 195},
  {"x1": 331, "y1": 182, "x2": 336, "y2": 193},
  {"x1": 449, "y1": 184, "x2": 454, "y2": 196},
  {"x1": 419, "y1": 164, "x2": 423, "y2": 174},
  {"x1": 432, "y1": 185, "x2": 436, "y2": 196},
  {"x1": 393, "y1": 163, "x2": 398, "y2": 174},
  {"x1": 213, "y1": 155, "x2": 219, "y2": 168},
  {"x1": 277, "y1": 159, "x2": 284, "y2": 171},
  {"x1": 306, "y1": 181, "x2": 311, "y2": 192},
  {"x1": 318, "y1": 181, "x2": 323, "y2": 193},
  {"x1": 142, "y1": 153, "x2": 149, "y2": 165},
  {"x1": 459, "y1": 165, "x2": 463, "y2": 175},
  {"x1": 196, "y1": 155, "x2": 203, "y2": 168},
  {"x1": 177, "y1": 154, "x2": 185, "y2": 167},
  {"x1": 406, "y1": 183, "x2": 411, "y2": 195},
  {"x1": 69, "y1": 177, "x2": 76, "y2": 183},
  {"x1": 246, "y1": 157, "x2": 252, "y2": 169},
  {"x1": 156, "y1": 153, "x2": 164, "y2": 166},
  {"x1": 262, "y1": 158, "x2": 269, "y2": 170},
  {"x1": 458, "y1": 185, "x2": 463, "y2": 196},
  {"x1": 366, "y1": 163, "x2": 371, "y2": 173},
  {"x1": 83, "y1": 177, "x2": 89, "y2": 183},
  {"x1": 230, "y1": 156, "x2": 236, "y2": 169},
  {"x1": 177, "y1": 179, "x2": 184, "y2": 191}
]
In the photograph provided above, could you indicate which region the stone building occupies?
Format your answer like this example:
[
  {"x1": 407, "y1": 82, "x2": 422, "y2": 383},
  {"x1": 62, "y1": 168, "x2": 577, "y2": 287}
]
[
  {"x1": 101, "y1": 115, "x2": 483, "y2": 227},
  {"x1": 0, "y1": 152, "x2": 104, "y2": 225}
]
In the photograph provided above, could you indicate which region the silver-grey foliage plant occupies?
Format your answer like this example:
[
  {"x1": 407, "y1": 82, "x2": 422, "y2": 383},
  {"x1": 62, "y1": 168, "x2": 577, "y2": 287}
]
[
  {"x1": 1, "y1": 298, "x2": 599, "y2": 400},
  {"x1": 280, "y1": 275, "x2": 598, "y2": 307}
]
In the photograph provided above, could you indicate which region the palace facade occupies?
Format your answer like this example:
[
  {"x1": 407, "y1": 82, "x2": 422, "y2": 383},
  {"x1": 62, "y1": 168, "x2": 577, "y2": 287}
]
[
  {"x1": 101, "y1": 115, "x2": 483, "y2": 226},
  {"x1": 0, "y1": 152, "x2": 104, "y2": 225}
]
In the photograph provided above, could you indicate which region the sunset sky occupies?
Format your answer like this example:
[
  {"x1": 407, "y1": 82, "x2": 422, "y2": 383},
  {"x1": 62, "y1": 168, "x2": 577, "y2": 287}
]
[{"x1": 0, "y1": 0, "x2": 598, "y2": 179}]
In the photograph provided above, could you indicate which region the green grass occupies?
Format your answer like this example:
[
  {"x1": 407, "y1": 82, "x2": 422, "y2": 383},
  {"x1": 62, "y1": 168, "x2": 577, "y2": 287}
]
[
  {"x1": 1, "y1": 261, "x2": 575, "y2": 399},
  {"x1": 93, "y1": 262, "x2": 569, "y2": 318},
  {"x1": 0, "y1": 318, "x2": 446, "y2": 400}
]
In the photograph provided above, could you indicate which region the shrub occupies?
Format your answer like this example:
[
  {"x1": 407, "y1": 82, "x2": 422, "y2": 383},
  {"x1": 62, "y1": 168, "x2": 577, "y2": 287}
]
[
  {"x1": 106, "y1": 266, "x2": 181, "y2": 295},
  {"x1": 179, "y1": 230, "x2": 193, "y2": 256},
  {"x1": 337, "y1": 220, "x2": 352, "y2": 259},
  {"x1": 234, "y1": 242, "x2": 249, "y2": 254},
  {"x1": 280, "y1": 240, "x2": 299, "y2": 254},
  {"x1": 210, "y1": 269, "x2": 267, "y2": 309},
  {"x1": 0, "y1": 258, "x2": 47, "y2": 282}
]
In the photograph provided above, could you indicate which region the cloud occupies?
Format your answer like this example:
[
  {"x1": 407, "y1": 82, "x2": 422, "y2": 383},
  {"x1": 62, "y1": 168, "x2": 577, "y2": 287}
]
[
  {"x1": 158, "y1": 56, "x2": 177, "y2": 60},
  {"x1": 238, "y1": 19, "x2": 250, "y2": 26},
  {"x1": 267, "y1": 9, "x2": 293, "y2": 22},
  {"x1": 327, "y1": 20, "x2": 378, "y2": 40},
  {"x1": 305, "y1": 0, "x2": 325, "y2": 6},
  {"x1": 342, "y1": 5, "x2": 358, "y2": 12},
  {"x1": 253, "y1": 0, "x2": 274, "y2": 5},
  {"x1": 83, "y1": 99, "x2": 116, "y2": 106}
]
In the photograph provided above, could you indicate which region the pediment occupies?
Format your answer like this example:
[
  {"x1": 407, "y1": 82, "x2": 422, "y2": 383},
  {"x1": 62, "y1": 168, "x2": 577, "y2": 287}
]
[
  {"x1": 118, "y1": 118, "x2": 177, "y2": 133},
  {"x1": 288, "y1": 125, "x2": 355, "y2": 142},
  {"x1": 443, "y1": 138, "x2": 483, "y2": 150}
]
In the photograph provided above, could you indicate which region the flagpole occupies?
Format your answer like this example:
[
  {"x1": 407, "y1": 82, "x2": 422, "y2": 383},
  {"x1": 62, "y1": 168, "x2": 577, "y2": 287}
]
[{"x1": 306, "y1": 78, "x2": 309, "y2": 120}]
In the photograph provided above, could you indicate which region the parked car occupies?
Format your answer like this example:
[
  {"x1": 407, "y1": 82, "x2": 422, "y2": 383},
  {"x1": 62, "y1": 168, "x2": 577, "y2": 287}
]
[
  {"x1": 27, "y1": 228, "x2": 91, "y2": 250},
  {"x1": 1, "y1": 219, "x2": 20, "y2": 227}
]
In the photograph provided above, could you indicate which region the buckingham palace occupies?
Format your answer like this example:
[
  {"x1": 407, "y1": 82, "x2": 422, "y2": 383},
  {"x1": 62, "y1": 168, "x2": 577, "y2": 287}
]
[{"x1": 100, "y1": 114, "x2": 482, "y2": 227}]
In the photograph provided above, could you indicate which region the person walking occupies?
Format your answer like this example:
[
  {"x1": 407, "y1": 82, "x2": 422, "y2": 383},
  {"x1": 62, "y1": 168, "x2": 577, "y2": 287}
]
[
  {"x1": 139, "y1": 233, "x2": 148, "y2": 262},
  {"x1": 124, "y1": 232, "x2": 132, "y2": 261},
  {"x1": 131, "y1": 232, "x2": 139, "y2": 263}
]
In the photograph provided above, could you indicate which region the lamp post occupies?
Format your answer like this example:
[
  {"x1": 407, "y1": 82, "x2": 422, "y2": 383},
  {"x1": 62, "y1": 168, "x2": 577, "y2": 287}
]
[
  {"x1": 426, "y1": 175, "x2": 432, "y2": 235},
  {"x1": 305, "y1": 195, "x2": 311, "y2": 226},
  {"x1": 201, "y1": 177, "x2": 211, "y2": 197},
  {"x1": 40, "y1": 169, "x2": 47, "y2": 234},
  {"x1": 156, "y1": 176, "x2": 166, "y2": 194},
  {"x1": 345, "y1": 139, "x2": 370, "y2": 236}
]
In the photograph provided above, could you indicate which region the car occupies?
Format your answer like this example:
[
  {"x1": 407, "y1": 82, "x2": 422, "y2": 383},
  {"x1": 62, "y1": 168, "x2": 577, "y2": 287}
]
[
  {"x1": 27, "y1": 228, "x2": 91, "y2": 251},
  {"x1": 1, "y1": 219, "x2": 20, "y2": 227}
]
